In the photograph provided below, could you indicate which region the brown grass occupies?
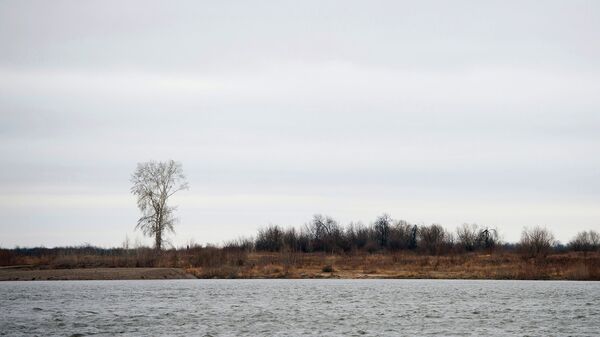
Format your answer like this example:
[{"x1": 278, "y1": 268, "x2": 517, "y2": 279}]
[
  {"x1": 185, "y1": 251, "x2": 600, "y2": 280},
  {"x1": 2, "y1": 248, "x2": 599, "y2": 280}
]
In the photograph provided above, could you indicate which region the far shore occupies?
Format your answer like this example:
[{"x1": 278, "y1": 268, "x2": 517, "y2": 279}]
[{"x1": 1, "y1": 250, "x2": 599, "y2": 281}]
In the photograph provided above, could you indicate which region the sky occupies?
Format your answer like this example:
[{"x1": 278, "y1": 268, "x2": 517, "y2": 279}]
[{"x1": 1, "y1": 0, "x2": 599, "y2": 248}]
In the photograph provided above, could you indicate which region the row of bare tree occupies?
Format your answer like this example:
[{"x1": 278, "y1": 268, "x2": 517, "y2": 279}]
[
  {"x1": 253, "y1": 214, "x2": 599, "y2": 257},
  {"x1": 255, "y1": 215, "x2": 490, "y2": 255}
]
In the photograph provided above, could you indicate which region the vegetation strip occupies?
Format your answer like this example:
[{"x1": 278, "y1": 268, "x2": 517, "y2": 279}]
[{"x1": 2, "y1": 215, "x2": 598, "y2": 281}]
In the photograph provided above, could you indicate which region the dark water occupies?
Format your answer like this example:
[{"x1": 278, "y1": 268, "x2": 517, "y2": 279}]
[{"x1": 0, "y1": 279, "x2": 598, "y2": 336}]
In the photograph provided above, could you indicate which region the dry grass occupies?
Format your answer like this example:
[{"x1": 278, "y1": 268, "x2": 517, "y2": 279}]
[
  {"x1": 185, "y1": 251, "x2": 600, "y2": 280},
  {"x1": 2, "y1": 248, "x2": 599, "y2": 280}
]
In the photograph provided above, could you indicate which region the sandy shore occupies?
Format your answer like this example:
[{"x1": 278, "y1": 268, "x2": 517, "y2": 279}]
[{"x1": 0, "y1": 267, "x2": 196, "y2": 281}]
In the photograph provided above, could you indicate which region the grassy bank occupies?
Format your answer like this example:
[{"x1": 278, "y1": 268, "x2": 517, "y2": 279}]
[
  {"x1": 2, "y1": 217, "x2": 598, "y2": 280},
  {"x1": 184, "y1": 251, "x2": 600, "y2": 280},
  {"x1": 1, "y1": 248, "x2": 599, "y2": 280}
]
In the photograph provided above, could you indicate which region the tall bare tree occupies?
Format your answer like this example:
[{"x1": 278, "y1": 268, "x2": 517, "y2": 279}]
[{"x1": 130, "y1": 160, "x2": 188, "y2": 250}]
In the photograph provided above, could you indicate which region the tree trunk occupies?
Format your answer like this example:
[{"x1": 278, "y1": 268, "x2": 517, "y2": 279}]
[{"x1": 155, "y1": 231, "x2": 162, "y2": 251}]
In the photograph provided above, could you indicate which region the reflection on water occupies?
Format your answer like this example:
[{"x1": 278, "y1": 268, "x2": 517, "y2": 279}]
[{"x1": 1, "y1": 279, "x2": 599, "y2": 336}]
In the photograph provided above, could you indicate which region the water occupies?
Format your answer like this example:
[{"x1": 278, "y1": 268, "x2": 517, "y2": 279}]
[{"x1": 0, "y1": 279, "x2": 598, "y2": 336}]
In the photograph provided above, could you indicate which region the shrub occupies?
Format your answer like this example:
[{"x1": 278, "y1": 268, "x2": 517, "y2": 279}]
[
  {"x1": 418, "y1": 224, "x2": 454, "y2": 255},
  {"x1": 373, "y1": 214, "x2": 392, "y2": 249},
  {"x1": 305, "y1": 214, "x2": 342, "y2": 252},
  {"x1": 477, "y1": 227, "x2": 500, "y2": 251},
  {"x1": 569, "y1": 230, "x2": 600, "y2": 252},
  {"x1": 457, "y1": 223, "x2": 479, "y2": 252},
  {"x1": 346, "y1": 222, "x2": 370, "y2": 251},
  {"x1": 223, "y1": 237, "x2": 254, "y2": 252},
  {"x1": 322, "y1": 264, "x2": 334, "y2": 273},
  {"x1": 520, "y1": 226, "x2": 556, "y2": 258},
  {"x1": 456, "y1": 224, "x2": 500, "y2": 252},
  {"x1": 255, "y1": 225, "x2": 285, "y2": 252},
  {"x1": 388, "y1": 221, "x2": 417, "y2": 251}
]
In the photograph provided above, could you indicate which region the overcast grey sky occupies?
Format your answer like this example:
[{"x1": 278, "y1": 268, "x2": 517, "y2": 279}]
[{"x1": 1, "y1": 0, "x2": 599, "y2": 248}]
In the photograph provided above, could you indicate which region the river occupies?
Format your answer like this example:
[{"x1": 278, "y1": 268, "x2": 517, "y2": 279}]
[{"x1": 1, "y1": 279, "x2": 598, "y2": 336}]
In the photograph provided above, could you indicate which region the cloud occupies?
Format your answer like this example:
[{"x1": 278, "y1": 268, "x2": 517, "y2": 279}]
[{"x1": 1, "y1": 0, "x2": 599, "y2": 247}]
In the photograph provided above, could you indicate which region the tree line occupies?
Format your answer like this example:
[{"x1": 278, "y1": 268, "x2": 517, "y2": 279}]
[{"x1": 250, "y1": 214, "x2": 599, "y2": 257}]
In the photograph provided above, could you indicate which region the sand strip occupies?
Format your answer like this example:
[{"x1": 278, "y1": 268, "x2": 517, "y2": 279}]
[{"x1": 0, "y1": 267, "x2": 196, "y2": 281}]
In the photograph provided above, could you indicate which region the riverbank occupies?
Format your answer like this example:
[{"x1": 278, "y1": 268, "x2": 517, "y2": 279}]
[
  {"x1": 1, "y1": 251, "x2": 598, "y2": 280},
  {"x1": 0, "y1": 267, "x2": 195, "y2": 281},
  {"x1": 185, "y1": 251, "x2": 600, "y2": 280}
]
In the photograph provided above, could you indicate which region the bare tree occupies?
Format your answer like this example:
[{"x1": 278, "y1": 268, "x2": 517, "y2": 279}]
[
  {"x1": 130, "y1": 160, "x2": 189, "y2": 250},
  {"x1": 456, "y1": 224, "x2": 499, "y2": 252},
  {"x1": 255, "y1": 225, "x2": 284, "y2": 252},
  {"x1": 520, "y1": 226, "x2": 556, "y2": 258},
  {"x1": 569, "y1": 230, "x2": 600, "y2": 252},
  {"x1": 477, "y1": 227, "x2": 499, "y2": 251},
  {"x1": 305, "y1": 214, "x2": 340, "y2": 252},
  {"x1": 346, "y1": 222, "x2": 370, "y2": 251},
  {"x1": 418, "y1": 224, "x2": 453, "y2": 255},
  {"x1": 456, "y1": 223, "x2": 479, "y2": 252},
  {"x1": 388, "y1": 220, "x2": 415, "y2": 251},
  {"x1": 373, "y1": 214, "x2": 392, "y2": 249}
]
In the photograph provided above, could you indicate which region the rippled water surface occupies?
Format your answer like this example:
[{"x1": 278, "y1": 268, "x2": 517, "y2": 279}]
[{"x1": 1, "y1": 279, "x2": 598, "y2": 336}]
